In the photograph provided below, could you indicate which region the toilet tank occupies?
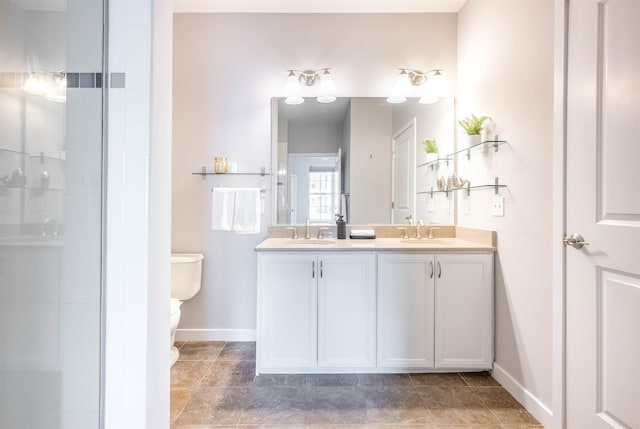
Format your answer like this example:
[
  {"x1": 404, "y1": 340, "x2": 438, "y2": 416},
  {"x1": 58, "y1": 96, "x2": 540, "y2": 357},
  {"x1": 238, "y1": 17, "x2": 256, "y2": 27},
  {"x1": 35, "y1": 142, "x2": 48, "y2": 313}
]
[{"x1": 170, "y1": 253, "x2": 204, "y2": 300}]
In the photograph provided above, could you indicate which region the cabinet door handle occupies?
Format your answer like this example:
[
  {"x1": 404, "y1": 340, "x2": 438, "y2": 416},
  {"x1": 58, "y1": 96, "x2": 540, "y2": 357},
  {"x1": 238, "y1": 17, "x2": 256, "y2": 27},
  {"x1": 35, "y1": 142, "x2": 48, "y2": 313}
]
[
  {"x1": 312, "y1": 260, "x2": 315, "y2": 279},
  {"x1": 437, "y1": 261, "x2": 442, "y2": 278},
  {"x1": 320, "y1": 260, "x2": 324, "y2": 278},
  {"x1": 429, "y1": 261, "x2": 434, "y2": 278}
]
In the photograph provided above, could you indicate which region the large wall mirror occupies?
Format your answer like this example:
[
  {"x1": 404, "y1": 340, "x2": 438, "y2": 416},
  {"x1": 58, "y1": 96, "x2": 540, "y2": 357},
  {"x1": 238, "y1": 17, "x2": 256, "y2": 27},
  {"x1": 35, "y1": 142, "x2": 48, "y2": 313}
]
[{"x1": 272, "y1": 97, "x2": 455, "y2": 225}]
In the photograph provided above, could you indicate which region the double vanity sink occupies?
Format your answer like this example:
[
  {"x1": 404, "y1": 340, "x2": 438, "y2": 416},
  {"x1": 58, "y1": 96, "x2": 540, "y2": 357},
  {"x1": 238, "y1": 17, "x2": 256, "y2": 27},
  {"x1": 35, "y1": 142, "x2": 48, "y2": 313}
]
[
  {"x1": 256, "y1": 225, "x2": 495, "y2": 252},
  {"x1": 255, "y1": 225, "x2": 496, "y2": 375}
]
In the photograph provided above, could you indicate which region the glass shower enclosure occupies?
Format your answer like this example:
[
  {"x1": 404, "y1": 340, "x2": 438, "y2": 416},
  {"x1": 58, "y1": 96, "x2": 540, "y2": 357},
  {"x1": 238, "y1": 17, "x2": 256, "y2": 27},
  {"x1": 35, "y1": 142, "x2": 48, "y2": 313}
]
[{"x1": 0, "y1": 0, "x2": 104, "y2": 427}]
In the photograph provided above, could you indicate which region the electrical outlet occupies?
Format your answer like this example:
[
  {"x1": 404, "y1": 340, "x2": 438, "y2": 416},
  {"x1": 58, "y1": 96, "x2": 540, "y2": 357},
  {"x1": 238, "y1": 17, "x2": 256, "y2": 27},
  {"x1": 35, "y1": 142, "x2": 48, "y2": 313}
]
[
  {"x1": 463, "y1": 198, "x2": 470, "y2": 214},
  {"x1": 428, "y1": 199, "x2": 435, "y2": 212},
  {"x1": 492, "y1": 196, "x2": 505, "y2": 216}
]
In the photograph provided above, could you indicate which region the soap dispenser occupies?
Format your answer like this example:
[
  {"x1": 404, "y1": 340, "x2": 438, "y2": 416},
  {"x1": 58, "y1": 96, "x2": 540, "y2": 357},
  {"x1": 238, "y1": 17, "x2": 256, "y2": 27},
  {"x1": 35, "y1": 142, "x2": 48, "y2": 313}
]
[{"x1": 335, "y1": 214, "x2": 347, "y2": 239}]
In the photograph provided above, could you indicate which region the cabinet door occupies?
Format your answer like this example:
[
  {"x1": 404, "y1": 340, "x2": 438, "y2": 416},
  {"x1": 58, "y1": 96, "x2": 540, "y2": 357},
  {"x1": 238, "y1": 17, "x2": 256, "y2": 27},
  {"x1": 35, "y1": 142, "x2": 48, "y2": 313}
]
[
  {"x1": 257, "y1": 253, "x2": 317, "y2": 371},
  {"x1": 377, "y1": 253, "x2": 435, "y2": 369},
  {"x1": 317, "y1": 253, "x2": 376, "y2": 368},
  {"x1": 434, "y1": 253, "x2": 494, "y2": 369}
]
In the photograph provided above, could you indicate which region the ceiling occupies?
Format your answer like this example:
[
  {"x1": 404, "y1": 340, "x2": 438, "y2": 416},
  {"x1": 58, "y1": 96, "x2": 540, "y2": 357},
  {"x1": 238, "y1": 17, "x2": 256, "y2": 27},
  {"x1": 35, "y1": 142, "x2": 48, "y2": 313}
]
[{"x1": 173, "y1": 0, "x2": 466, "y2": 14}]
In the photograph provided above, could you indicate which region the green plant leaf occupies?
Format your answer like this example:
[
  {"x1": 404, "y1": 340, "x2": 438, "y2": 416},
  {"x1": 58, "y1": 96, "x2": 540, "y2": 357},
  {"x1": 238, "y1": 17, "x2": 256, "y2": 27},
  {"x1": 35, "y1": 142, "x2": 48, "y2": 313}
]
[{"x1": 458, "y1": 114, "x2": 490, "y2": 135}]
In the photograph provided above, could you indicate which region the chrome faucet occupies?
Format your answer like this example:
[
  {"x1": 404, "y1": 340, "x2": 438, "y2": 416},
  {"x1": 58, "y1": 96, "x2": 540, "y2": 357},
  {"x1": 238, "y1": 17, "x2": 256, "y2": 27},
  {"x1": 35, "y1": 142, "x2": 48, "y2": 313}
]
[
  {"x1": 304, "y1": 219, "x2": 311, "y2": 239},
  {"x1": 286, "y1": 227, "x2": 298, "y2": 239},
  {"x1": 404, "y1": 214, "x2": 414, "y2": 225},
  {"x1": 317, "y1": 227, "x2": 329, "y2": 240},
  {"x1": 397, "y1": 227, "x2": 409, "y2": 239},
  {"x1": 427, "y1": 226, "x2": 441, "y2": 239},
  {"x1": 416, "y1": 220, "x2": 424, "y2": 239}
]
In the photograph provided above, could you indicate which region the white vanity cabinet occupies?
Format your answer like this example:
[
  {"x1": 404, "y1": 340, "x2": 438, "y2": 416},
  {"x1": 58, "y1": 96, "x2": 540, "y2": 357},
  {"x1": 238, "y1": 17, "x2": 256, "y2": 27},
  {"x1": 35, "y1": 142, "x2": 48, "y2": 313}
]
[
  {"x1": 257, "y1": 252, "x2": 376, "y2": 373},
  {"x1": 257, "y1": 253, "x2": 317, "y2": 370},
  {"x1": 434, "y1": 253, "x2": 494, "y2": 369},
  {"x1": 377, "y1": 252, "x2": 494, "y2": 371},
  {"x1": 377, "y1": 253, "x2": 435, "y2": 369}
]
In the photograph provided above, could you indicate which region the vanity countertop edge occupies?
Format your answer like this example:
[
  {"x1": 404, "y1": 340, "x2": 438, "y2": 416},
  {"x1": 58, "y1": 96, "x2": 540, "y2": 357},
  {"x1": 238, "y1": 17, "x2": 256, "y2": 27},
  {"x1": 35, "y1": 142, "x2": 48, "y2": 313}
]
[{"x1": 255, "y1": 225, "x2": 496, "y2": 252}]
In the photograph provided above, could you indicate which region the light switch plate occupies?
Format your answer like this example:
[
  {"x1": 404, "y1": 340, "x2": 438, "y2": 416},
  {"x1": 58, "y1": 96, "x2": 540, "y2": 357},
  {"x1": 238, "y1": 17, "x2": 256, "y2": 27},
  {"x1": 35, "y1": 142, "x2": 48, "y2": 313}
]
[
  {"x1": 428, "y1": 198, "x2": 435, "y2": 212},
  {"x1": 492, "y1": 196, "x2": 505, "y2": 216}
]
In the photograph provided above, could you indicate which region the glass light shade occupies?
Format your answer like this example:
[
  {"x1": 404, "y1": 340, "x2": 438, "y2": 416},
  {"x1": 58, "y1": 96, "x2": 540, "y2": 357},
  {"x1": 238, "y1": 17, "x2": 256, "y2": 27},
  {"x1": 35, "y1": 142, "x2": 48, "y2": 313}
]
[
  {"x1": 316, "y1": 70, "x2": 337, "y2": 103},
  {"x1": 386, "y1": 95, "x2": 407, "y2": 104},
  {"x1": 285, "y1": 96, "x2": 304, "y2": 105},
  {"x1": 386, "y1": 70, "x2": 410, "y2": 104},
  {"x1": 428, "y1": 70, "x2": 447, "y2": 97},
  {"x1": 284, "y1": 71, "x2": 304, "y2": 105}
]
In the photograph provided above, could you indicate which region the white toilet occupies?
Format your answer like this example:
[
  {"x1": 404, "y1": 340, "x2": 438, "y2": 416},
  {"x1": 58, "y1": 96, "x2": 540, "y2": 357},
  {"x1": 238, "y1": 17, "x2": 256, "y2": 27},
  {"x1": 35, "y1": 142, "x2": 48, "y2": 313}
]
[{"x1": 170, "y1": 253, "x2": 204, "y2": 366}]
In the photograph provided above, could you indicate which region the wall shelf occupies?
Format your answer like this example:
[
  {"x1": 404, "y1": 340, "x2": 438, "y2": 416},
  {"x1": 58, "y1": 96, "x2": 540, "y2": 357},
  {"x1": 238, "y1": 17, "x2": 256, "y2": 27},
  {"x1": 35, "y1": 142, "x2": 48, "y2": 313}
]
[
  {"x1": 418, "y1": 157, "x2": 453, "y2": 170},
  {"x1": 418, "y1": 177, "x2": 507, "y2": 198},
  {"x1": 447, "y1": 139, "x2": 508, "y2": 160},
  {"x1": 28, "y1": 153, "x2": 66, "y2": 162},
  {"x1": 192, "y1": 166, "x2": 270, "y2": 179},
  {"x1": 0, "y1": 148, "x2": 28, "y2": 156}
]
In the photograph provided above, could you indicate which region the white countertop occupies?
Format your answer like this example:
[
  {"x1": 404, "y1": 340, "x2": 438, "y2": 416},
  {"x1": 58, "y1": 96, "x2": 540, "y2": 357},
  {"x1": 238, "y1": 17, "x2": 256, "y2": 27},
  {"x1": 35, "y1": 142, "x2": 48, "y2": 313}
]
[{"x1": 255, "y1": 237, "x2": 495, "y2": 252}]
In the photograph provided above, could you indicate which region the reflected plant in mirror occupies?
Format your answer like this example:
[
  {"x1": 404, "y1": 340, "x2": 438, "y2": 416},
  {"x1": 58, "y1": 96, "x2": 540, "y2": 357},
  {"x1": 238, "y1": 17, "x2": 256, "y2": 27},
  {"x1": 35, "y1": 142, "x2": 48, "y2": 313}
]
[{"x1": 272, "y1": 97, "x2": 455, "y2": 225}]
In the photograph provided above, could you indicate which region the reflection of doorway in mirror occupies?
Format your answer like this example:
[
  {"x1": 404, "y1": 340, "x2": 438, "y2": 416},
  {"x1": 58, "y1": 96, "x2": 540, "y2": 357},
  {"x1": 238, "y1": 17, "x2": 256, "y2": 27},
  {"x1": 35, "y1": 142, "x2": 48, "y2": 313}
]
[
  {"x1": 289, "y1": 153, "x2": 341, "y2": 224},
  {"x1": 391, "y1": 121, "x2": 416, "y2": 224}
]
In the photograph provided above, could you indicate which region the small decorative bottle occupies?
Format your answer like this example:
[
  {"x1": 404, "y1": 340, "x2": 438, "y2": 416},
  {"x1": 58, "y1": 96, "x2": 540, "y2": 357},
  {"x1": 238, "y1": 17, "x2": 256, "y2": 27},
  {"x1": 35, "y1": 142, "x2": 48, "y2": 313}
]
[{"x1": 335, "y1": 214, "x2": 346, "y2": 239}]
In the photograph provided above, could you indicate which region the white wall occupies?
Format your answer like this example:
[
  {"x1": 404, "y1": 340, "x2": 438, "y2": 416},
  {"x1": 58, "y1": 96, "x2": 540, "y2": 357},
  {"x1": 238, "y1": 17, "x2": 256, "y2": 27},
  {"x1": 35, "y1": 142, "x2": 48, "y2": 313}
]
[
  {"x1": 349, "y1": 98, "x2": 392, "y2": 224},
  {"x1": 172, "y1": 13, "x2": 457, "y2": 338},
  {"x1": 288, "y1": 121, "x2": 344, "y2": 154},
  {"x1": 457, "y1": 1, "x2": 554, "y2": 425}
]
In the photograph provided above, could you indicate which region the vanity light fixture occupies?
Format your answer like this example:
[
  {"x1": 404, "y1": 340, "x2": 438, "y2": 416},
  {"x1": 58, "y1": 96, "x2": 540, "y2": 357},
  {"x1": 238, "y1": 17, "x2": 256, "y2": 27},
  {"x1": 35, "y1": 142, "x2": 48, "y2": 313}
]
[
  {"x1": 387, "y1": 68, "x2": 446, "y2": 104},
  {"x1": 284, "y1": 68, "x2": 337, "y2": 105}
]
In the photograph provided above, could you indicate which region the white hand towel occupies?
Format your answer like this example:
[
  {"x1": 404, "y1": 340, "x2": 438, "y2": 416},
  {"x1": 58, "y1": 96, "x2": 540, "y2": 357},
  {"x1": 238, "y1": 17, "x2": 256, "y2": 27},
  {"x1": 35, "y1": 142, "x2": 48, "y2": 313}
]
[
  {"x1": 232, "y1": 188, "x2": 261, "y2": 234},
  {"x1": 211, "y1": 187, "x2": 235, "y2": 230}
]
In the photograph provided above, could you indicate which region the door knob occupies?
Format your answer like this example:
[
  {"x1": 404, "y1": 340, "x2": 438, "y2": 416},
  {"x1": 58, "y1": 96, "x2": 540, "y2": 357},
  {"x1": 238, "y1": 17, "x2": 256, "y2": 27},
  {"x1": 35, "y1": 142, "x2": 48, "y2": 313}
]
[{"x1": 563, "y1": 233, "x2": 590, "y2": 249}]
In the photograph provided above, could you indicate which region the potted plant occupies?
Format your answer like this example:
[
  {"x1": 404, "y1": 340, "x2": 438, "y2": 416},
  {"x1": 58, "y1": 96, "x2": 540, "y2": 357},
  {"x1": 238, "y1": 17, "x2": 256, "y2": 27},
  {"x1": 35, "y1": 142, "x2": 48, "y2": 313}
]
[
  {"x1": 458, "y1": 114, "x2": 490, "y2": 147},
  {"x1": 423, "y1": 138, "x2": 438, "y2": 162}
]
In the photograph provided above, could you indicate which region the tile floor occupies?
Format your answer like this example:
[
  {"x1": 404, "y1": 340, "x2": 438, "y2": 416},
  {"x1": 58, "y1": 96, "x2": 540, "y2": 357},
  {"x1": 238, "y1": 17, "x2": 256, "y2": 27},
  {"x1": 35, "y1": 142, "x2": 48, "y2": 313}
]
[{"x1": 171, "y1": 341, "x2": 543, "y2": 429}]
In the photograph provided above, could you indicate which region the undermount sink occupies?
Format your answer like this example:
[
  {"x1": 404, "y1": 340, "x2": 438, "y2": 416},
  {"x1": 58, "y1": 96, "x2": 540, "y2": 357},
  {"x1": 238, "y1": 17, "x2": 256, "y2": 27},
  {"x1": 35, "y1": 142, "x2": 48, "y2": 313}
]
[
  {"x1": 400, "y1": 239, "x2": 452, "y2": 245},
  {"x1": 283, "y1": 239, "x2": 336, "y2": 246}
]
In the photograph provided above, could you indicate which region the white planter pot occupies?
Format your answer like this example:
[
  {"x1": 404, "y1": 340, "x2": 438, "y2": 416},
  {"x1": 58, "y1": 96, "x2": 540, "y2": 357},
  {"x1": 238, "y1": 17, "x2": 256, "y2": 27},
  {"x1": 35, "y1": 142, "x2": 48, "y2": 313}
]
[
  {"x1": 426, "y1": 153, "x2": 438, "y2": 163},
  {"x1": 465, "y1": 134, "x2": 482, "y2": 148}
]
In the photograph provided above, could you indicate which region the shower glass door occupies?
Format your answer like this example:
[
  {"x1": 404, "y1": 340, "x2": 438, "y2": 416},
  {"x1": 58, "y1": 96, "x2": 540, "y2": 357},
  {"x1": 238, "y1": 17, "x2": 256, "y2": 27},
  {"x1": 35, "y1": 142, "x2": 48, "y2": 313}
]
[{"x1": 0, "y1": 0, "x2": 104, "y2": 427}]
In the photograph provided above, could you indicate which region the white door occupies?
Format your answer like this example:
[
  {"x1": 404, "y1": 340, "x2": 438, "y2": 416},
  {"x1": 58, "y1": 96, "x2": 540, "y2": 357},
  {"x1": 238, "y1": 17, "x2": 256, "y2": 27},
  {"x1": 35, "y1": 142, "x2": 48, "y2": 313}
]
[
  {"x1": 566, "y1": 1, "x2": 640, "y2": 428},
  {"x1": 317, "y1": 253, "x2": 376, "y2": 368},
  {"x1": 391, "y1": 121, "x2": 416, "y2": 224}
]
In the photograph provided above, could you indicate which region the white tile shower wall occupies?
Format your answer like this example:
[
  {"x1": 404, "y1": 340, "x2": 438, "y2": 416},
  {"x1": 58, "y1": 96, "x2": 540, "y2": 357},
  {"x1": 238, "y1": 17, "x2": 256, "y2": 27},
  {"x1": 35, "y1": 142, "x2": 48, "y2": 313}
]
[
  {"x1": 456, "y1": 0, "x2": 554, "y2": 424},
  {"x1": 103, "y1": 0, "x2": 171, "y2": 426}
]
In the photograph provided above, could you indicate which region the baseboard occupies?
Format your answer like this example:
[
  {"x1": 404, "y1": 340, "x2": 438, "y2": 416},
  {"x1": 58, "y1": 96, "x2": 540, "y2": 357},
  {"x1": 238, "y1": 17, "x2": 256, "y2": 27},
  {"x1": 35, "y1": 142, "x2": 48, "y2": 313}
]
[
  {"x1": 492, "y1": 363, "x2": 553, "y2": 428},
  {"x1": 175, "y1": 328, "x2": 256, "y2": 342}
]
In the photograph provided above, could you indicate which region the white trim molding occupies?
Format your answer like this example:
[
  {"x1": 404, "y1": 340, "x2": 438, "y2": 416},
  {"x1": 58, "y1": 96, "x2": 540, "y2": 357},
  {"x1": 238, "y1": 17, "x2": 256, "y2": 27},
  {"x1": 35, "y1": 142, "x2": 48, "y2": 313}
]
[
  {"x1": 493, "y1": 363, "x2": 554, "y2": 429},
  {"x1": 176, "y1": 328, "x2": 256, "y2": 342}
]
